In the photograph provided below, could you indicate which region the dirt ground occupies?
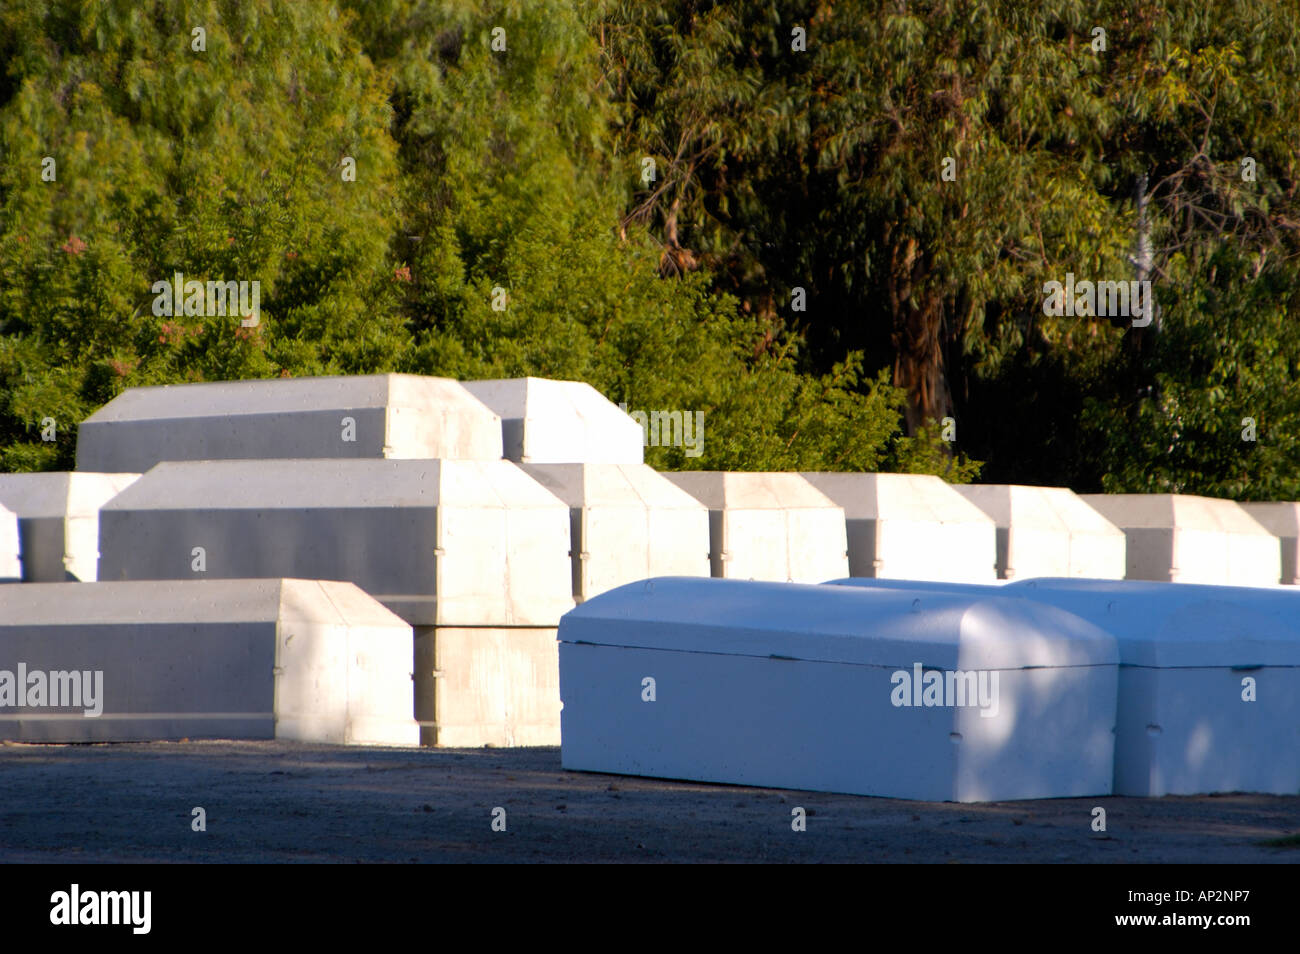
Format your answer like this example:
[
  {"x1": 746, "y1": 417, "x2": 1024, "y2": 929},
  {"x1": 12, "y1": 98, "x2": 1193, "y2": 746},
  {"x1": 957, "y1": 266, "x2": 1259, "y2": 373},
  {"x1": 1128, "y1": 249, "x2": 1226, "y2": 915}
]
[{"x1": 0, "y1": 741, "x2": 1296, "y2": 863}]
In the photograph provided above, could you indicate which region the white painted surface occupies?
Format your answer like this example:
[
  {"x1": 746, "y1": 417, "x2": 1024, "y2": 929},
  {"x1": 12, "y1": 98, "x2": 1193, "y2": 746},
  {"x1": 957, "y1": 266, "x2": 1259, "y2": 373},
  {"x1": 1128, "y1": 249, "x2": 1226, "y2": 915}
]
[
  {"x1": 664, "y1": 472, "x2": 849, "y2": 583},
  {"x1": 559, "y1": 577, "x2": 1117, "y2": 802},
  {"x1": 463, "y1": 377, "x2": 643, "y2": 464},
  {"x1": 520, "y1": 463, "x2": 710, "y2": 601},
  {"x1": 802, "y1": 473, "x2": 997, "y2": 582},
  {"x1": 0, "y1": 472, "x2": 140, "y2": 581},
  {"x1": 0, "y1": 579, "x2": 418, "y2": 745},
  {"x1": 1008, "y1": 578, "x2": 1300, "y2": 796},
  {"x1": 955, "y1": 484, "x2": 1125, "y2": 580},
  {"x1": 76, "y1": 374, "x2": 503, "y2": 471},
  {"x1": 831, "y1": 575, "x2": 1300, "y2": 795},
  {"x1": 97, "y1": 459, "x2": 575, "y2": 626},
  {"x1": 1080, "y1": 494, "x2": 1281, "y2": 586}
]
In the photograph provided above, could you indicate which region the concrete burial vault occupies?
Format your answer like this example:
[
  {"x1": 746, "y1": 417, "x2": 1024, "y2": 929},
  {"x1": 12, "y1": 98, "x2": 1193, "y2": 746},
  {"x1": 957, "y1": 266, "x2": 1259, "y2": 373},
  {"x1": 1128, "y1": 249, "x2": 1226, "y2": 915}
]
[
  {"x1": 1079, "y1": 493, "x2": 1281, "y2": 586},
  {"x1": 462, "y1": 377, "x2": 644, "y2": 464},
  {"x1": 1012, "y1": 578, "x2": 1300, "y2": 797},
  {"x1": 559, "y1": 577, "x2": 1118, "y2": 802},
  {"x1": 954, "y1": 484, "x2": 1126, "y2": 580},
  {"x1": 98, "y1": 458, "x2": 572, "y2": 625},
  {"x1": 97, "y1": 458, "x2": 575, "y2": 748},
  {"x1": 1239, "y1": 502, "x2": 1300, "y2": 586},
  {"x1": 519, "y1": 463, "x2": 710, "y2": 602},
  {"x1": 829, "y1": 576, "x2": 1300, "y2": 797},
  {"x1": 75, "y1": 373, "x2": 504, "y2": 473},
  {"x1": 801, "y1": 472, "x2": 997, "y2": 582},
  {"x1": 662, "y1": 472, "x2": 849, "y2": 583},
  {"x1": 0, "y1": 579, "x2": 417, "y2": 745},
  {"x1": 0, "y1": 503, "x2": 19, "y2": 581},
  {"x1": 0, "y1": 472, "x2": 140, "y2": 582}
]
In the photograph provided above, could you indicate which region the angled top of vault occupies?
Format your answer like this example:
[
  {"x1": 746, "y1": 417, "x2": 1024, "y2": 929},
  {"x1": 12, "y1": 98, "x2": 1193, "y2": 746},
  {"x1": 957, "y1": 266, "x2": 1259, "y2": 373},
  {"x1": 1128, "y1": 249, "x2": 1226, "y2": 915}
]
[
  {"x1": 462, "y1": 377, "x2": 644, "y2": 464},
  {"x1": 76, "y1": 374, "x2": 504, "y2": 470}
]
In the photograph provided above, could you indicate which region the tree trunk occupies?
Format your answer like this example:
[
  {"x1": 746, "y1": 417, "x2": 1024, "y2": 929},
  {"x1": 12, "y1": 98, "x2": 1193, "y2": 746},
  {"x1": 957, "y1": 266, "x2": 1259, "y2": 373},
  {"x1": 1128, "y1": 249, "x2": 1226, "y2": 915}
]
[{"x1": 887, "y1": 236, "x2": 951, "y2": 433}]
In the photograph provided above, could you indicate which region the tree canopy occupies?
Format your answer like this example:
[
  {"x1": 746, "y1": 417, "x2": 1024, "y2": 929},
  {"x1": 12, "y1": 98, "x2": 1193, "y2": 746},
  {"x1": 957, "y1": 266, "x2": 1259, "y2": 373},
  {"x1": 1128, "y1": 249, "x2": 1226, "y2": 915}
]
[{"x1": 2, "y1": 0, "x2": 1296, "y2": 497}]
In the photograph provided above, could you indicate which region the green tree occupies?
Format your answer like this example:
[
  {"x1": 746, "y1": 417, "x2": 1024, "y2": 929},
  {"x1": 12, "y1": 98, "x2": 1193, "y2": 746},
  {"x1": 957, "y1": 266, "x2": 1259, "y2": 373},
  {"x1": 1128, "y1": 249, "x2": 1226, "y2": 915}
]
[
  {"x1": 594, "y1": 0, "x2": 1300, "y2": 494},
  {"x1": 0, "y1": 0, "x2": 943, "y2": 476},
  {"x1": 0, "y1": 0, "x2": 406, "y2": 470},
  {"x1": 342, "y1": 0, "x2": 945, "y2": 473}
]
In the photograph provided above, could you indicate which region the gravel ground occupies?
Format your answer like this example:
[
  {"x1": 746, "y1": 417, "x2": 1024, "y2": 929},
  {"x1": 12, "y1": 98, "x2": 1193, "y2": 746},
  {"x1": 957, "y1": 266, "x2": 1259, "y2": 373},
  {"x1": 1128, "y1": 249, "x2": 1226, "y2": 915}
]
[{"x1": 0, "y1": 741, "x2": 1296, "y2": 863}]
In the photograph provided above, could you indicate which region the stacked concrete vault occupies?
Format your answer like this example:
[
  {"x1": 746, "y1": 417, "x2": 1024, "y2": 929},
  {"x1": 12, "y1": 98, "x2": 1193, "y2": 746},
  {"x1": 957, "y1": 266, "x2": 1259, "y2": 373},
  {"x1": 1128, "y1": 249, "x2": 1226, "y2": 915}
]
[
  {"x1": 97, "y1": 458, "x2": 575, "y2": 748},
  {"x1": 1240, "y1": 502, "x2": 1300, "y2": 586},
  {"x1": 0, "y1": 370, "x2": 1296, "y2": 794},
  {"x1": 1080, "y1": 493, "x2": 1281, "y2": 586},
  {"x1": 801, "y1": 472, "x2": 997, "y2": 582},
  {"x1": 0, "y1": 472, "x2": 140, "y2": 581},
  {"x1": 0, "y1": 579, "x2": 417, "y2": 745},
  {"x1": 518, "y1": 463, "x2": 711, "y2": 602},
  {"x1": 953, "y1": 484, "x2": 1126, "y2": 580},
  {"x1": 76, "y1": 373, "x2": 504, "y2": 471},
  {"x1": 464, "y1": 378, "x2": 645, "y2": 464},
  {"x1": 71, "y1": 373, "x2": 675, "y2": 748},
  {"x1": 662, "y1": 472, "x2": 850, "y2": 583}
]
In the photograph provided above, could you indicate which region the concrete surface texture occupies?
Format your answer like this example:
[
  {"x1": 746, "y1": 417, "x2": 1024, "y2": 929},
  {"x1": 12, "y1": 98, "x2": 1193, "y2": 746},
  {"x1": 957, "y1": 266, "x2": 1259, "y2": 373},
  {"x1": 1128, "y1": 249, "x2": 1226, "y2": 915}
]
[
  {"x1": 520, "y1": 463, "x2": 711, "y2": 601},
  {"x1": 415, "y1": 626, "x2": 561, "y2": 748},
  {"x1": 97, "y1": 458, "x2": 575, "y2": 627},
  {"x1": 75, "y1": 374, "x2": 504, "y2": 472},
  {"x1": 1240, "y1": 502, "x2": 1300, "y2": 585},
  {"x1": 1080, "y1": 493, "x2": 1282, "y2": 586},
  {"x1": 801, "y1": 472, "x2": 998, "y2": 582},
  {"x1": 463, "y1": 377, "x2": 644, "y2": 464},
  {"x1": 831, "y1": 575, "x2": 1300, "y2": 797},
  {"x1": 0, "y1": 503, "x2": 19, "y2": 581},
  {"x1": 559, "y1": 577, "x2": 1118, "y2": 802},
  {"x1": 0, "y1": 579, "x2": 417, "y2": 746},
  {"x1": 0, "y1": 472, "x2": 140, "y2": 581},
  {"x1": 954, "y1": 484, "x2": 1126, "y2": 580},
  {"x1": 663, "y1": 472, "x2": 850, "y2": 583}
]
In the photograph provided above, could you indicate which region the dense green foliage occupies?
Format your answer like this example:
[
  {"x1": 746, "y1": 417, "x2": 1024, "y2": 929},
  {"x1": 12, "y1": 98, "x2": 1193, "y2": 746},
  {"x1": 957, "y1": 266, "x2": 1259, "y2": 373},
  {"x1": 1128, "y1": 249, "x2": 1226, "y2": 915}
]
[
  {"x1": 596, "y1": 0, "x2": 1300, "y2": 496},
  {"x1": 0, "y1": 0, "x2": 406, "y2": 470},
  {"x1": 2, "y1": 0, "x2": 1297, "y2": 495}
]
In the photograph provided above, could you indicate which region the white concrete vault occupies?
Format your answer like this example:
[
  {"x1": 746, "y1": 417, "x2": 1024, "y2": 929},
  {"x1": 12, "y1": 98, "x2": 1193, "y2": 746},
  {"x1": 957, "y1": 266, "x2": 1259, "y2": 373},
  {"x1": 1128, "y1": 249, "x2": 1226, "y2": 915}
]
[
  {"x1": 955, "y1": 484, "x2": 1125, "y2": 580},
  {"x1": 76, "y1": 374, "x2": 504, "y2": 472},
  {"x1": 559, "y1": 577, "x2": 1118, "y2": 802},
  {"x1": 519, "y1": 462, "x2": 710, "y2": 602},
  {"x1": 0, "y1": 471, "x2": 140, "y2": 581},
  {"x1": 829, "y1": 575, "x2": 1300, "y2": 796},
  {"x1": 1239, "y1": 502, "x2": 1300, "y2": 585},
  {"x1": 463, "y1": 377, "x2": 644, "y2": 464},
  {"x1": 663, "y1": 471, "x2": 849, "y2": 583},
  {"x1": 802, "y1": 472, "x2": 997, "y2": 582},
  {"x1": 95, "y1": 457, "x2": 575, "y2": 749},
  {"x1": 97, "y1": 457, "x2": 574, "y2": 627},
  {"x1": 0, "y1": 578, "x2": 418, "y2": 745},
  {"x1": 1080, "y1": 493, "x2": 1281, "y2": 586}
]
